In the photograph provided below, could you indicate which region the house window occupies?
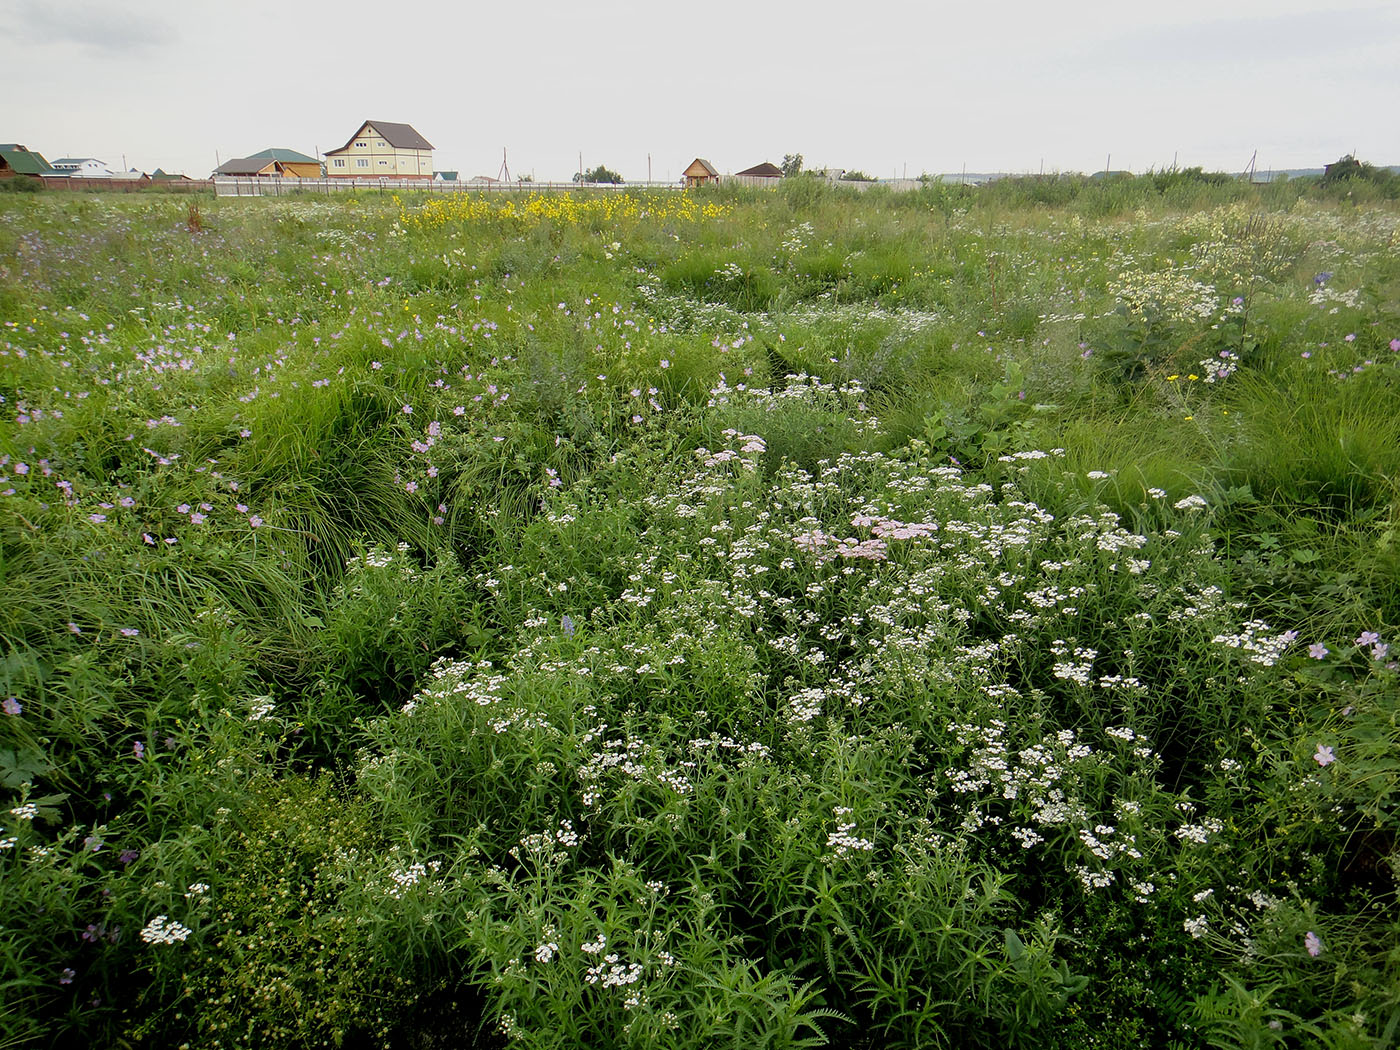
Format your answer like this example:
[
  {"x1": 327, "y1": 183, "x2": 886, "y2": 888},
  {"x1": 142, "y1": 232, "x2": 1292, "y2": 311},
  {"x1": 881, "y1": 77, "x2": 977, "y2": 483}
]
[
  {"x1": 357, "y1": 158, "x2": 369, "y2": 168},
  {"x1": 355, "y1": 141, "x2": 367, "y2": 148},
  {"x1": 333, "y1": 159, "x2": 345, "y2": 168}
]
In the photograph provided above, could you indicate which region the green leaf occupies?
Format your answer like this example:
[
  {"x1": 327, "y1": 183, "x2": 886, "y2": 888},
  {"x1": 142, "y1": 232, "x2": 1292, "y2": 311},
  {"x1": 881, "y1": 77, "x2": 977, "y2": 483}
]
[
  {"x1": 1003, "y1": 927, "x2": 1026, "y2": 962},
  {"x1": 0, "y1": 749, "x2": 52, "y2": 790}
]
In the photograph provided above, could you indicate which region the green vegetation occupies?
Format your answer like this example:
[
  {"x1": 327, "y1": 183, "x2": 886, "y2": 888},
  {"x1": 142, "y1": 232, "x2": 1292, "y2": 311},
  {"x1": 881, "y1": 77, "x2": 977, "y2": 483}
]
[
  {"x1": 574, "y1": 165, "x2": 625, "y2": 185},
  {"x1": 1, "y1": 179, "x2": 1398, "y2": 1049}
]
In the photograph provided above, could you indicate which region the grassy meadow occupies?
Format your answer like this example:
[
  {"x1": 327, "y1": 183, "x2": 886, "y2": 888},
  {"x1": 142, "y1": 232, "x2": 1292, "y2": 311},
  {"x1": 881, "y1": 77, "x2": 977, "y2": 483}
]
[{"x1": 1, "y1": 174, "x2": 1399, "y2": 1048}]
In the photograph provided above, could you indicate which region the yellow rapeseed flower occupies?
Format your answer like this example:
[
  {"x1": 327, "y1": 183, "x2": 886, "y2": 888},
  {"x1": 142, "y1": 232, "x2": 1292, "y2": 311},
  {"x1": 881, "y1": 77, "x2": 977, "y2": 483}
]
[{"x1": 397, "y1": 191, "x2": 729, "y2": 232}]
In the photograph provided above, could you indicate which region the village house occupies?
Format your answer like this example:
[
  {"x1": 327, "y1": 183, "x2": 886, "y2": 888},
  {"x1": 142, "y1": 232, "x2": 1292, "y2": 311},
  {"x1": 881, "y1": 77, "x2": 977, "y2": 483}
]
[
  {"x1": 50, "y1": 157, "x2": 116, "y2": 177},
  {"x1": 0, "y1": 144, "x2": 54, "y2": 178},
  {"x1": 682, "y1": 158, "x2": 720, "y2": 187},
  {"x1": 214, "y1": 149, "x2": 321, "y2": 178},
  {"x1": 324, "y1": 121, "x2": 433, "y2": 179}
]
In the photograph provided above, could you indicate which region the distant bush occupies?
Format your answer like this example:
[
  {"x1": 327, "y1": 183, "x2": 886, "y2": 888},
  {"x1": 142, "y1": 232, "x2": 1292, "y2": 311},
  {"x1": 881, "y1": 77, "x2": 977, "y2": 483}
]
[
  {"x1": 573, "y1": 165, "x2": 624, "y2": 185},
  {"x1": 1319, "y1": 154, "x2": 1399, "y2": 196}
]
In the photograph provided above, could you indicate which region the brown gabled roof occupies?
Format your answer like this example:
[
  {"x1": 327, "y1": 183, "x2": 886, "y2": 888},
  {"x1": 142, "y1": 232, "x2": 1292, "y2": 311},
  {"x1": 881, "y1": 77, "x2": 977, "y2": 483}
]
[
  {"x1": 327, "y1": 120, "x2": 434, "y2": 155},
  {"x1": 684, "y1": 157, "x2": 719, "y2": 178},
  {"x1": 215, "y1": 158, "x2": 276, "y2": 176},
  {"x1": 735, "y1": 161, "x2": 782, "y2": 178}
]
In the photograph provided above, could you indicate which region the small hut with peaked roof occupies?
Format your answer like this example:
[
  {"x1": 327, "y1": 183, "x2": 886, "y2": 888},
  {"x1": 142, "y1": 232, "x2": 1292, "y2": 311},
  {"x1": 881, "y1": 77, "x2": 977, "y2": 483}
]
[{"x1": 682, "y1": 158, "x2": 720, "y2": 187}]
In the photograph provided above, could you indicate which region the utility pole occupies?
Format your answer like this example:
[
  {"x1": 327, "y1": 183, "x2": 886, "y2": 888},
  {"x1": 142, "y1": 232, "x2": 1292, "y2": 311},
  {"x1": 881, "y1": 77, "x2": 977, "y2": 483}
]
[{"x1": 648, "y1": 153, "x2": 652, "y2": 184}]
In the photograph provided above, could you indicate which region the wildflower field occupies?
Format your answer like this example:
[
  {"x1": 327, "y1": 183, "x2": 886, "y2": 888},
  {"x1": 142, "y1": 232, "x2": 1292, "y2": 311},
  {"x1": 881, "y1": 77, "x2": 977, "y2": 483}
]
[{"x1": 2, "y1": 175, "x2": 1399, "y2": 1049}]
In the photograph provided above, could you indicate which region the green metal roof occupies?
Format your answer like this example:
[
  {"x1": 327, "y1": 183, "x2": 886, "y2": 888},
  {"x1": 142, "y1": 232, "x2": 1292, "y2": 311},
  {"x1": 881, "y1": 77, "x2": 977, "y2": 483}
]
[
  {"x1": 246, "y1": 148, "x2": 318, "y2": 164},
  {"x1": 0, "y1": 147, "x2": 54, "y2": 175}
]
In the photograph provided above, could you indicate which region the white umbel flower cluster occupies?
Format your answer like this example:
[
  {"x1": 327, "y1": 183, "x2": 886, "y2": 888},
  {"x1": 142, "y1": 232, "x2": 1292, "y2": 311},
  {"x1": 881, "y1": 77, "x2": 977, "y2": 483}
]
[{"x1": 139, "y1": 915, "x2": 192, "y2": 945}]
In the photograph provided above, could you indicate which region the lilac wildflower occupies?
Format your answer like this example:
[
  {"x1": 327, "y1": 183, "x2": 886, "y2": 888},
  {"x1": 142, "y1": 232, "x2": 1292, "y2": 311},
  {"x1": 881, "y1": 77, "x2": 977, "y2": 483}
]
[
  {"x1": 132, "y1": 741, "x2": 145, "y2": 759},
  {"x1": 1308, "y1": 643, "x2": 1328, "y2": 659},
  {"x1": 1313, "y1": 743, "x2": 1336, "y2": 767},
  {"x1": 118, "y1": 849, "x2": 139, "y2": 865},
  {"x1": 59, "y1": 968, "x2": 76, "y2": 985},
  {"x1": 1356, "y1": 631, "x2": 1380, "y2": 647},
  {"x1": 2, "y1": 698, "x2": 20, "y2": 715},
  {"x1": 119, "y1": 628, "x2": 139, "y2": 638},
  {"x1": 1305, "y1": 931, "x2": 1323, "y2": 957}
]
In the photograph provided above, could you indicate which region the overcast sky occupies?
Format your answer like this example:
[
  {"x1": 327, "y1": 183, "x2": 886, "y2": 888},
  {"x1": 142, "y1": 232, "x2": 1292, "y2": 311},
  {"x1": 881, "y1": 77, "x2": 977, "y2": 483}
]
[{"x1": 3, "y1": 0, "x2": 1396, "y2": 181}]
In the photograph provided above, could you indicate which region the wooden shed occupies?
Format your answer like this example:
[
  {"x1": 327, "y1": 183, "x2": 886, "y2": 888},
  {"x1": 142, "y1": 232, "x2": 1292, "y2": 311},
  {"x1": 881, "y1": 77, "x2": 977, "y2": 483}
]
[{"x1": 683, "y1": 158, "x2": 720, "y2": 187}]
